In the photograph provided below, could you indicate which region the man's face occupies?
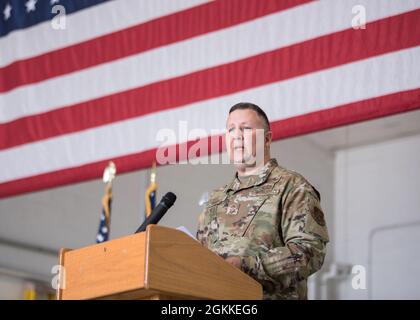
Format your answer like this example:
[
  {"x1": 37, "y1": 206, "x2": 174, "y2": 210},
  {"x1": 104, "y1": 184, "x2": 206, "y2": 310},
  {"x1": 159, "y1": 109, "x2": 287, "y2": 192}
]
[{"x1": 226, "y1": 109, "x2": 270, "y2": 168}]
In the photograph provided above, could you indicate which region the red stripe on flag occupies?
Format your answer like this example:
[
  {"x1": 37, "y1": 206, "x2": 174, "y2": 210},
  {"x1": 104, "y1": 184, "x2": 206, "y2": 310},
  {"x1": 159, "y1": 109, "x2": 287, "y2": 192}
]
[
  {"x1": 1, "y1": 88, "x2": 419, "y2": 199},
  {"x1": 1, "y1": 9, "x2": 419, "y2": 150},
  {"x1": 0, "y1": 0, "x2": 313, "y2": 92}
]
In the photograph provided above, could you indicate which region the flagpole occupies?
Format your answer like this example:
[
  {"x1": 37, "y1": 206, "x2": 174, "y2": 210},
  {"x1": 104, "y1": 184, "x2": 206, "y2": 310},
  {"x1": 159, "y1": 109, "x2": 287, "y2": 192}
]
[
  {"x1": 96, "y1": 161, "x2": 116, "y2": 243},
  {"x1": 144, "y1": 161, "x2": 158, "y2": 220}
]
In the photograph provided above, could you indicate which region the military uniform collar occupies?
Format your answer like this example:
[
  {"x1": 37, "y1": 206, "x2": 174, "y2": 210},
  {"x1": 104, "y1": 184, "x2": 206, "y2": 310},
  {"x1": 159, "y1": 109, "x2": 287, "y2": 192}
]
[{"x1": 225, "y1": 158, "x2": 278, "y2": 193}]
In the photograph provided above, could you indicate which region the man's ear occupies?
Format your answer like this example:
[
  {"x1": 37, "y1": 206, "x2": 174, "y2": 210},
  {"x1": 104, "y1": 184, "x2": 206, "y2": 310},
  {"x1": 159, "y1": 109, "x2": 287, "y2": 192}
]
[{"x1": 265, "y1": 130, "x2": 272, "y2": 147}]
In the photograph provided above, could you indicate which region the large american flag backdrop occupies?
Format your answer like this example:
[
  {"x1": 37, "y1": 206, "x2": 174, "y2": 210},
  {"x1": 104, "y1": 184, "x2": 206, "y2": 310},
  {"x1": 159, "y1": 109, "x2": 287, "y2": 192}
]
[{"x1": 0, "y1": 0, "x2": 419, "y2": 199}]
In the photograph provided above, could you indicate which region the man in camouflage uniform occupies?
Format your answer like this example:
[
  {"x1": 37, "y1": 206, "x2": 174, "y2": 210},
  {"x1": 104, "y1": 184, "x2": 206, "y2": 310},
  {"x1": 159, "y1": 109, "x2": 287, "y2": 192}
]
[{"x1": 196, "y1": 102, "x2": 329, "y2": 300}]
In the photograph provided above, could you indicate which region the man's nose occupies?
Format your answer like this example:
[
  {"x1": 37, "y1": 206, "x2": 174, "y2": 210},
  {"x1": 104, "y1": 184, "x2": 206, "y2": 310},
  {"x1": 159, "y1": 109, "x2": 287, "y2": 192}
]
[{"x1": 231, "y1": 127, "x2": 243, "y2": 140}]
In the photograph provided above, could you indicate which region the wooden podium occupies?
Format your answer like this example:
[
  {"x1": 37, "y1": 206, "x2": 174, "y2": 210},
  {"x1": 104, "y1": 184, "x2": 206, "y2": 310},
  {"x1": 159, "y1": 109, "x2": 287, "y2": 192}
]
[{"x1": 57, "y1": 225, "x2": 263, "y2": 300}]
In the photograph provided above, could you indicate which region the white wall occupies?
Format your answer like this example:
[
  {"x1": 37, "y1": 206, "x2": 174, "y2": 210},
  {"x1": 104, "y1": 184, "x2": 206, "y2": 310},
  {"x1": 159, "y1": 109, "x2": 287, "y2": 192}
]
[
  {"x1": 334, "y1": 133, "x2": 420, "y2": 299},
  {"x1": 0, "y1": 276, "x2": 24, "y2": 300}
]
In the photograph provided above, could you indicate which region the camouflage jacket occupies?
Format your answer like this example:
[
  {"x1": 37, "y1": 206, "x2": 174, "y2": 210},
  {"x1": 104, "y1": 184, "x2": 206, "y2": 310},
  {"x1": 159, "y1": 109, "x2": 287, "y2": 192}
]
[{"x1": 196, "y1": 159, "x2": 329, "y2": 299}]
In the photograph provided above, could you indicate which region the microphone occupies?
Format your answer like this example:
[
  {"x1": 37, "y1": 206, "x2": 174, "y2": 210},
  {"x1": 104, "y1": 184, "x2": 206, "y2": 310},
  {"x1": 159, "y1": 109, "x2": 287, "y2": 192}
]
[{"x1": 135, "y1": 192, "x2": 177, "y2": 233}]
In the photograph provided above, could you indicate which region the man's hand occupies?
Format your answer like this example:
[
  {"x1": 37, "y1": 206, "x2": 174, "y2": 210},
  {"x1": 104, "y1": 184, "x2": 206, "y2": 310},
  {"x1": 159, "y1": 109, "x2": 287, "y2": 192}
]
[
  {"x1": 212, "y1": 237, "x2": 260, "y2": 271},
  {"x1": 225, "y1": 256, "x2": 241, "y2": 268}
]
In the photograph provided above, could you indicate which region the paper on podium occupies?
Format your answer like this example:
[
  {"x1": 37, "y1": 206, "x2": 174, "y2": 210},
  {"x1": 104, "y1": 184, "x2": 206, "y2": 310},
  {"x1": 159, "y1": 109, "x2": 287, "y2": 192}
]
[{"x1": 176, "y1": 226, "x2": 197, "y2": 240}]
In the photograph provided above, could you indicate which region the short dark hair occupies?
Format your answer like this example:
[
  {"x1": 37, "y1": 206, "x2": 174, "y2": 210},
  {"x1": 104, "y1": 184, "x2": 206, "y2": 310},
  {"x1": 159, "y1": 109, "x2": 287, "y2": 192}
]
[{"x1": 229, "y1": 102, "x2": 270, "y2": 131}]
